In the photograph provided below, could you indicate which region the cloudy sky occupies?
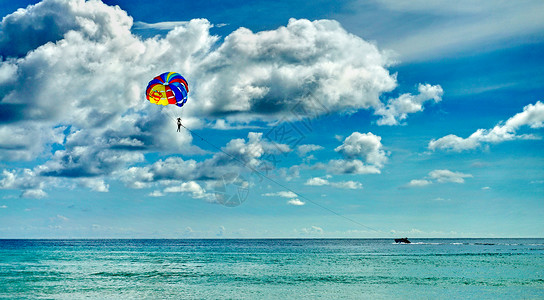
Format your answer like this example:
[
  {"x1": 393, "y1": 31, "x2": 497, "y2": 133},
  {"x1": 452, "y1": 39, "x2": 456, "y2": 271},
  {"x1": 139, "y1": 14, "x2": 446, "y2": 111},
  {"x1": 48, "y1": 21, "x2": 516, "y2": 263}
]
[{"x1": 0, "y1": 0, "x2": 543, "y2": 238}]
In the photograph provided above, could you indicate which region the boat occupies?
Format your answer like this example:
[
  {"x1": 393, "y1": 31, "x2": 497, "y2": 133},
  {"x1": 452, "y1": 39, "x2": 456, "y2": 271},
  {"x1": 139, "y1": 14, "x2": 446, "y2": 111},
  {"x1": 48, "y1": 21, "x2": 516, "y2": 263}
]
[{"x1": 395, "y1": 237, "x2": 411, "y2": 244}]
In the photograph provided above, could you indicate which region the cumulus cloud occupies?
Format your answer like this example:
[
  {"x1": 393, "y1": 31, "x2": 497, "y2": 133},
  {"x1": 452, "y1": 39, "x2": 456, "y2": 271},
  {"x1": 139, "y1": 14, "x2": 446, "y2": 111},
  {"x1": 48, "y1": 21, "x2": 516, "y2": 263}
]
[
  {"x1": 314, "y1": 132, "x2": 388, "y2": 175},
  {"x1": 193, "y1": 18, "x2": 397, "y2": 121},
  {"x1": 0, "y1": 0, "x2": 199, "y2": 165},
  {"x1": 408, "y1": 169, "x2": 472, "y2": 187},
  {"x1": 164, "y1": 181, "x2": 213, "y2": 200},
  {"x1": 324, "y1": 159, "x2": 382, "y2": 175},
  {"x1": 0, "y1": 0, "x2": 114, "y2": 58},
  {"x1": 0, "y1": 0, "x2": 425, "y2": 157},
  {"x1": 0, "y1": 124, "x2": 65, "y2": 161},
  {"x1": 0, "y1": 168, "x2": 51, "y2": 198},
  {"x1": 375, "y1": 83, "x2": 443, "y2": 126},
  {"x1": 0, "y1": 0, "x2": 143, "y2": 125},
  {"x1": 429, "y1": 101, "x2": 544, "y2": 152},
  {"x1": 278, "y1": 165, "x2": 300, "y2": 181},
  {"x1": 116, "y1": 132, "x2": 289, "y2": 189},
  {"x1": 305, "y1": 177, "x2": 330, "y2": 186},
  {"x1": 117, "y1": 157, "x2": 197, "y2": 189},
  {"x1": 263, "y1": 190, "x2": 306, "y2": 206},
  {"x1": 0, "y1": 131, "x2": 287, "y2": 198},
  {"x1": 78, "y1": 178, "x2": 109, "y2": 192},
  {"x1": 334, "y1": 132, "x2": 388, "y2": 167},
  {"x1": 39, "y1": 144, "x2": 144, "y2": 178},
  {"x1": 0, "y1": 0, "x2": 434, "y2": 197}
]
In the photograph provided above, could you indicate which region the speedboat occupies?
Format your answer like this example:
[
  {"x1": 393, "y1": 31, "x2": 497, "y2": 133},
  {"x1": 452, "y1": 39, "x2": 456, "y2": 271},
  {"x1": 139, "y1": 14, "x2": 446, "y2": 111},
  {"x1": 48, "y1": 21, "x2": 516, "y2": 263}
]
[{"x1": 395, "y1": 237, "x2": 411, "y2": 244}]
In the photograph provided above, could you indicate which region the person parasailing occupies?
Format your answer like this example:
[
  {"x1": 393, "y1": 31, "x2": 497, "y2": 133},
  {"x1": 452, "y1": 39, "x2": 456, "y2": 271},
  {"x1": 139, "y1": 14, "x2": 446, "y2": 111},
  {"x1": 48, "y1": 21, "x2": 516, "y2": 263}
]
[{"x1": 145, "y1": 72, "x2": 189, "y2": 132}]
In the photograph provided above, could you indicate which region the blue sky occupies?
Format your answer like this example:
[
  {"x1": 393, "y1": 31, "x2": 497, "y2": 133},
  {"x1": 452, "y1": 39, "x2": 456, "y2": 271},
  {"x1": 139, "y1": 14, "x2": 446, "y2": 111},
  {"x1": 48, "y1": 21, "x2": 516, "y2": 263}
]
[{"x1": 0, "y1": 0, "x2": 543, "y2": 238}]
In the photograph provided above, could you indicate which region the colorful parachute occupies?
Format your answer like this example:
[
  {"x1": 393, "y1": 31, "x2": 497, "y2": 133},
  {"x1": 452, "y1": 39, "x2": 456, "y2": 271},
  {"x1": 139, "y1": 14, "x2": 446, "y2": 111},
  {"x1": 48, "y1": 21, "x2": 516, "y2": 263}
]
[{"x1": 145, "y1": 72, "x2": 188, "y2": 107}]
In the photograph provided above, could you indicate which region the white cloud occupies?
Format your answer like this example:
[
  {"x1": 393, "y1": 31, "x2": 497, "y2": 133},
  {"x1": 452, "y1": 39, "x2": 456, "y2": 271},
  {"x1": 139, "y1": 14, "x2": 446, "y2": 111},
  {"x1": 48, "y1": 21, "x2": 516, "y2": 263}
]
[
  {"x1": 305, "y1": 177, "x2": 363, "y2": 189},
  {"x1": 193, "y1": 18, "x2": 397, "y2": 121},
  {"x1": 305, "y1": 177, "x2": 330, "y2": 186},
  {"x1": 210, "y1": 119, "x2": 262, "y2": 130},
  {"x1": 287, "y1": 198, "x2": 305, "y2": 206},
  {"x1": 325, "y1": 159, "x2": 382, "y2": 175},
  {"x1": 1, "y1": 0, "x2": 414, "y2": 135},
  {"x1": 262, "y1": 190, "x2": 309, "y2": 206},
  {"x1": 408, "y1": 169, "x2": 472, "y2": 187},
  {"x1": 133, "y1": 21, "x2": 189, "y2": 30},
  {"x1": 111, "y1": 132, "x2": 287, "y2": 202},
  {"x1": 196, "y1": 132, "x2": 291, "y2": 179},
  {"x1": 300, "y1": 225, "x2": 324, "y2": 235},
  {"x1": 375, "y1": 84, "x2": 443, "y2": 126},
  {"x1": 408, "y1": 179, "x2": 432, "y2": 187},
  {"x1": 429, "y1": 101, "x2": 544, "y2": 152},
  {"x1": 429, "y1": 169, "x2": 472, "y2": 184},
  {"x1": 116, "y1": 132, "x2": 288, "y2": 188},
  {"x1": 164, "y1": 181, "x2": 213, "y2": 200},
  {"x1": 116, "y1": 166, "x2": 154, "y2": 189},
  {"x1": 0, "y1": 0, "x2": 114, "y2": 58},
  {"x1": 296, "y1": 144, "x2": 324, "y2": 157},
  {"x1": 39, "y1": 143, "x2": 144, "y2": 178},
  {"x1": 1, "y1": 0, "x2": 206, "y2": 166},
  {"x1": 314, "y1": 132, "x2": 388, "y2": 175},
  {"x1": 0, "y1": 0, "x2": 143, "y2": 127},
  {"x1": 334, "y1": 132, "x2": 388, "y2": 167},
  {"x1": 0, "y1": 124, "x2": 65, "y2": 161},
  {"x1": 262, "y1": 191, "x2": 298, "y2": 198},
  {"x1": 0, "y1": 169, "x2": 50, "y2": 198},
  {"x1": 0, "y1": 0, "x2": 437, "y2": 197},
  {"x1": 278, "y1": 165, "x2": 300, "y2": 181},
  {"x1": 331, "y1": 180, "x2": 363, "y2": 189},
  {"x1": 148, "y1": 190, "x2": 165, "y2": 197},
  {"x1": 0, "y1": 205, "x2": 7, "y2": 209},
  {"x1": 22, "y1": 189, "x2": 47, "y2": 199},
  {"x1": 78, "y1": 178, "x2": 109, "y2": 192}
]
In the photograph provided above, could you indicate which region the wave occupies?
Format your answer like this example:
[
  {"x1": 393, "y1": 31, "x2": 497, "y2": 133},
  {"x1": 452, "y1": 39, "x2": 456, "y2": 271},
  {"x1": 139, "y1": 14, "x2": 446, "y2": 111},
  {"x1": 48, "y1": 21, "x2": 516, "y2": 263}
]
[{"x1": 393, "y1": 242, "x2": 544, "y2": 246}]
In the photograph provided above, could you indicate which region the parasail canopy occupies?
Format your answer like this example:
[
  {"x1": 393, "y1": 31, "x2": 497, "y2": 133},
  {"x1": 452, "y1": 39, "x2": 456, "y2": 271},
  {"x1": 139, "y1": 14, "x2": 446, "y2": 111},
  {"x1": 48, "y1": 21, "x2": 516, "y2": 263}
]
[{"x1": 145, "y1": 72, "x2": 188, "y2": 107}]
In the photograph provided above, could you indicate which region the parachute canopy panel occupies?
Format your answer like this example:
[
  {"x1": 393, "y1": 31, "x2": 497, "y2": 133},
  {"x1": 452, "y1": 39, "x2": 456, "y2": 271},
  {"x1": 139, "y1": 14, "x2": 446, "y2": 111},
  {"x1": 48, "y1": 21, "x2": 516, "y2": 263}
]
[{"x1": 146, "y1": 72, "x2": 188, "y2": 107}]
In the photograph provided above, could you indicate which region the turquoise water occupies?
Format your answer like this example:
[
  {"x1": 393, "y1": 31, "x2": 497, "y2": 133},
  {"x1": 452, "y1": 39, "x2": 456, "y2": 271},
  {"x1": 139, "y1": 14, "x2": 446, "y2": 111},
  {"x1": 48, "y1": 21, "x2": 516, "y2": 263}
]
[{"x1": 1, "y1": 239, "x2": 543, "y2": 299}]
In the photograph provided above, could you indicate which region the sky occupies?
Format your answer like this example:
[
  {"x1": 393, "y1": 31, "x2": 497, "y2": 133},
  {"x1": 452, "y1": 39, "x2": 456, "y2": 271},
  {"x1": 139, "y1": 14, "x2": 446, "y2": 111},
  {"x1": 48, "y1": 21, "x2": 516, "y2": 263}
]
[{"x1": 0, "y1": 0, "x2": 543, "y2": 238}]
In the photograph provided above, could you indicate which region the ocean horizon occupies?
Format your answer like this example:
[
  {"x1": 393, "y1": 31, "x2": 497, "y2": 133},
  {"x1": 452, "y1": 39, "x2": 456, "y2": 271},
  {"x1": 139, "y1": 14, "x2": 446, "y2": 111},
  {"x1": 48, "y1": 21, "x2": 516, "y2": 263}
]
[{"x1": 1, "y1": 238, "x2": 543, "y2": 299}]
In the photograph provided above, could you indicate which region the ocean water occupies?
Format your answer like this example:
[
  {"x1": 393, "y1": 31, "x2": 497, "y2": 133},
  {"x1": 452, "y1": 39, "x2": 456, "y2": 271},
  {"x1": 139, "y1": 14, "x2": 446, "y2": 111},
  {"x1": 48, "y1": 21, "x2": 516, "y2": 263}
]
[{"x1": 0, "y1": 239, "x2": 543, "y2": 299}]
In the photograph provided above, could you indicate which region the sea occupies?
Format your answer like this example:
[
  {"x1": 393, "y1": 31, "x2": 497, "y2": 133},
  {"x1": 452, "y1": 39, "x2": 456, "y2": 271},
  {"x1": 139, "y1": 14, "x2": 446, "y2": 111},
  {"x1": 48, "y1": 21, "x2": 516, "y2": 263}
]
[{"x1": 0, "y1": 238, "x2": 543, "y2": 299}]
